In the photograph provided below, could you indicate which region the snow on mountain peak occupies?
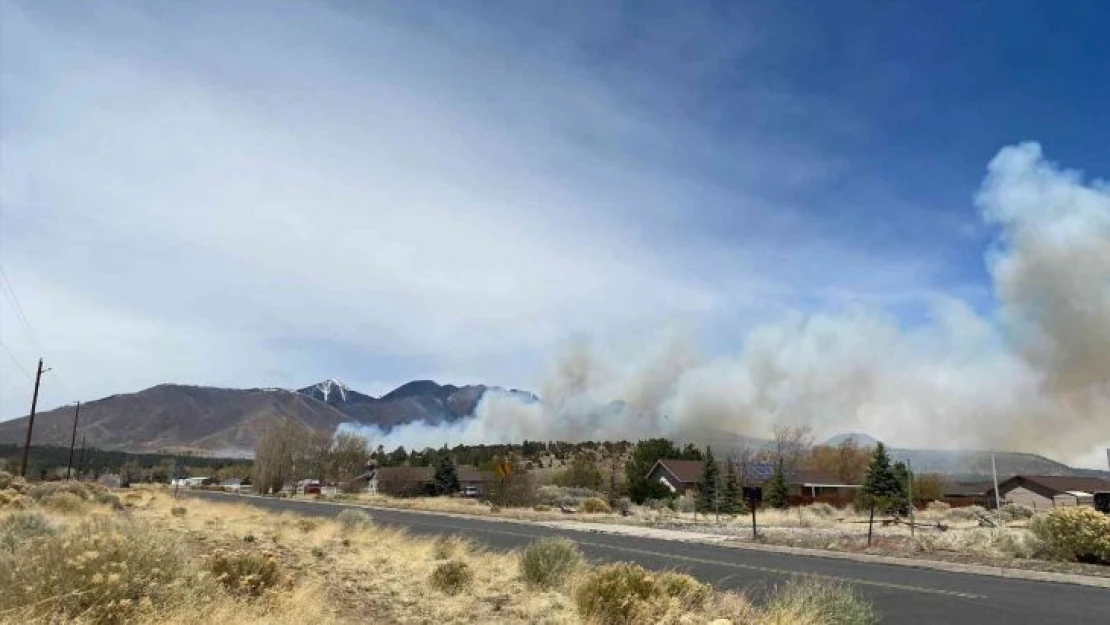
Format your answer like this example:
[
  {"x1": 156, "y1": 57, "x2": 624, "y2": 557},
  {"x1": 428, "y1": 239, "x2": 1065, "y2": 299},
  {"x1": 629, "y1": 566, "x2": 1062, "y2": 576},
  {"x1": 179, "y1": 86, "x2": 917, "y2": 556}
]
[{"x1": 314, "y1": 378, "x2": 349, "y2": 402}]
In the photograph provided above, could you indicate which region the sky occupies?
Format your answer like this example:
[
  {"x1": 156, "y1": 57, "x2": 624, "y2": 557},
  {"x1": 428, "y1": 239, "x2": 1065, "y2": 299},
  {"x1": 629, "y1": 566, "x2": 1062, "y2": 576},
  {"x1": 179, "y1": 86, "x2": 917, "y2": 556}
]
[{"x1": 1, "y1": 1, "x2": 1108, "y2": 466}]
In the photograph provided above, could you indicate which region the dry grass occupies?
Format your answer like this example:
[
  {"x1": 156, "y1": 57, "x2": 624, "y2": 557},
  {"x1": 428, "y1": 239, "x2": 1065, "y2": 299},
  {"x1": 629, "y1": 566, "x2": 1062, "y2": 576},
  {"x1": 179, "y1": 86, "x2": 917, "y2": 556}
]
[{"x1": 0, "y1": 482, "x2": 882, "y2": 624}]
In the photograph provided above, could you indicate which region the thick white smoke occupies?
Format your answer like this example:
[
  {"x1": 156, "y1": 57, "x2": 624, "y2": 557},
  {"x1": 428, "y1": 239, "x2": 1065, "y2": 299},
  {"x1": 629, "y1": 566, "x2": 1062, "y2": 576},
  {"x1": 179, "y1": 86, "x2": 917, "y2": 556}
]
[{"x1": 349, "y1": 144, "x2": 1110, "y2": 467}]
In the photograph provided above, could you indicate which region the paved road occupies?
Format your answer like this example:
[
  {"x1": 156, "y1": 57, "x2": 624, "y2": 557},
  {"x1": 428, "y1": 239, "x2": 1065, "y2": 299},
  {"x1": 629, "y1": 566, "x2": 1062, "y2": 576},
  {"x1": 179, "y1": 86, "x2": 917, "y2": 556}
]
[{"x1": 186, "y1": 492, "x2": 1110, "y2": 624}]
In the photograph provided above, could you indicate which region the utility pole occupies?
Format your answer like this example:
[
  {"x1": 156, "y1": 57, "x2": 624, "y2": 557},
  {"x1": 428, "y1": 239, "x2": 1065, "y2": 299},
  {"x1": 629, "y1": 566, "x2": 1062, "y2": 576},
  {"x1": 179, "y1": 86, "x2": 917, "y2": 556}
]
[
  {"x1": 907, "y1": 458, "x2": 915, "y2": 538},
  {"x1": 76, "y1": 434, "x2": 87, "y2": 478},
  {"x1": 991, "y1": 452, "x2": 1003, "y2": 527},
  {"x1": 66, "y1": 401, "x2": 81, "y2": 480},
  {"x1": 19, "y1": 358, "x2": 50, "y2": 477}
]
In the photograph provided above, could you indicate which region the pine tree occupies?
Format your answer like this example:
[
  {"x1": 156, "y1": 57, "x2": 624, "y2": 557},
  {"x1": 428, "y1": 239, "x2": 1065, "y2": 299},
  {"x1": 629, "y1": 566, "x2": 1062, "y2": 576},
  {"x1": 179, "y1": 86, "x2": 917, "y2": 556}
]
[
  {"x1": 764, "y1": 459, "x2": 789, "y2": 509},
  {"x1": 859, "y1": 442, "x2": 902, "y2": 513},
  {"x1": 433, "y1": 454, "x2": 460, "y2": 495},
  {"x1": 721, "y1": 458, "x2": 744, "y2": 514},
  {"x1": 891, "y1": 461, "x2": 912, "y2": 515},
  {"x1": 696, "y1": 446, "x2": 720, "y2": 514}
]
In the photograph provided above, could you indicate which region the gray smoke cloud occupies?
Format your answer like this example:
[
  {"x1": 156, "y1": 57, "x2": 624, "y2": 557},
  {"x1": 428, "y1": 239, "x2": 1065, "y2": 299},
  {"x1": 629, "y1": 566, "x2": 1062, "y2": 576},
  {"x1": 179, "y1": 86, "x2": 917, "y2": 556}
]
[{"x1": 350, "y1": 143, "x2": 1110, "y2": 467}]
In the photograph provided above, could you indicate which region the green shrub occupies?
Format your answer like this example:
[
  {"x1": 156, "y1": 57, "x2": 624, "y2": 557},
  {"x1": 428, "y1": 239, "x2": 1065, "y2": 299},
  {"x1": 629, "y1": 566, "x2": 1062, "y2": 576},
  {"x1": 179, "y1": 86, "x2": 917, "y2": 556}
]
[
  {"x1": 765, "y1": 579, "x2": 877, "y2": 625},
  {"x1": 0, "y1": 511, "x2": 56, "y2": 553},
  {"x1": 575, "y1": 563, "x2": 660, "y2": 624},
  {"x1": 429, "y1": 560, "x2": 473, "y2": 595},
  {"x1": 98, "y1": 492, "x2": 124, "y2": 510},
  {"x1": 581, "y1": 497, "x2": 612, "y2": 514},
  {"x1": 1030, "y1": 507, "x2": 1110, "y2": 564},
  {"x1": 946, "y1": 504, "x2": 987, "y2": 522},
  {"x1": 520, "y1": 538, "x2": 582, "y2": 589},
  {"x1": 296, "y1": 518, "x2": 320, "y2": 533},
  {"x1": 655, "y1": 571, "x2": 711, "y2": 609},
  {"x1": 336, "y1": 508, "x2": 374, "y2": 530},
  {"x1": 0, "y1": 516, "x2": 185, "y2": 623},
  {"x1": 41, "y1": 491, "x2": 87, "y2": 513},
  {"x1": 1000, "y1": 503, "x2": 1034, "y2": 521},
  {"x1": 208, "y1": 550, "x2": 282, "y2": 596}
]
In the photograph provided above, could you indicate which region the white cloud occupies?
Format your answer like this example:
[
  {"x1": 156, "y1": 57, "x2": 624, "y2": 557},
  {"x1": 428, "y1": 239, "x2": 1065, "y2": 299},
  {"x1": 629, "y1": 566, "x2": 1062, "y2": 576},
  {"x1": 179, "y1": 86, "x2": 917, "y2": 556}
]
[{"x1": 1, "y1": 2, "x2": 1008, "y2": 457}]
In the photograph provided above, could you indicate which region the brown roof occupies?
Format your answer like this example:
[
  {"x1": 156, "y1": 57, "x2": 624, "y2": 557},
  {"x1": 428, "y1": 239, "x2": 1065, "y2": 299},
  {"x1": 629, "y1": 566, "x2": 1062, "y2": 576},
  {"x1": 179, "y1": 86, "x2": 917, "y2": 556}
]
[
  {"x1": 650, "y1": 460, "x2": 855, "y2": 486},
  {"x1": 375, "y1": 466, "x2": 433, "y2": 482},
  {"x1": 996, "y1": 475, "x2": 1110, "y2": 497},
  {"x1": 651, "y1": 459, "x2": 704, "y2": 484},
  {"x1": 793, "y1": 469, "x2": 854, "y2": 486},
  {"x1": 943, "y1": 482, "x2": 992, "y2": 497},
  {"x1": 457, "y1": 466, "x2": 494, "y2": 483},
  {"x1": 374, "y1": 465, "x2": 494, "y2": 484}
]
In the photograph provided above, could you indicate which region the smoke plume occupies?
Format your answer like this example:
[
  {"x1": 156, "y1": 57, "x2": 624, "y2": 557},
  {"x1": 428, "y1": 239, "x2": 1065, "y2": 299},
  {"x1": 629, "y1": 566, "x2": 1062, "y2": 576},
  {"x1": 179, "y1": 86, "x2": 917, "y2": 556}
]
[{"x1": 347, "y1": 143, "x2": 1110, "y2": 467}]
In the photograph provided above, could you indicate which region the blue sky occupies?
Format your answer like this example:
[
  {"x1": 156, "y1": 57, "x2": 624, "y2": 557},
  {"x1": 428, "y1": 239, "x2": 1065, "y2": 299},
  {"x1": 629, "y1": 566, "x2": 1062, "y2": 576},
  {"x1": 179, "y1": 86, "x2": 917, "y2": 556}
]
[{"x1": 1, "y1": 1, "x2": 1108, "y2": 463}]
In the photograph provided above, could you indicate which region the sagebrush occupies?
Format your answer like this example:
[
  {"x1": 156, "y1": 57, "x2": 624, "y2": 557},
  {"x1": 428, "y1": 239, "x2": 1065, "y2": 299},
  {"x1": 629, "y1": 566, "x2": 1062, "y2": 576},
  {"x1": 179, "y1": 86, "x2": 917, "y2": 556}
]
[
  {"x1": 0, "y1": 516, "x2": 187, "y2": 623},
  {"x1": 429, "y1": 559, "x2": 473, "y2": 595},
  {"x1": 574, "y1": 563, "x2": 709, "y2": 624},
  {"x1": 520, "y1": 538, "x2": 582, "y2": 589},
  {"x1": 208, "y1": 550, "x2": 282, "y2": 596},
  {"x1": 1030, "y1": 507, "x2": 1110, "y2": 564}
]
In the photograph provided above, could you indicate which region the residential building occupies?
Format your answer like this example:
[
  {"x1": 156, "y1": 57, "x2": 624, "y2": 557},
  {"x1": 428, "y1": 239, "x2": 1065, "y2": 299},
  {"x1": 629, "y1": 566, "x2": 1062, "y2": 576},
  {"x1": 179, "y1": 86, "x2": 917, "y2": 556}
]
[
  {"x1": 645, "y1": 459, "x2": 859, "y2": 504},
  {"x1": 987, "y1": 475, "x2": 1110, "y2": 510},
  {"x1": 366, "y1": 464, "x2": 494, "y2": 497},
  {"x1": 939, "y1": 482, "x2": 992, "y2": 507}
]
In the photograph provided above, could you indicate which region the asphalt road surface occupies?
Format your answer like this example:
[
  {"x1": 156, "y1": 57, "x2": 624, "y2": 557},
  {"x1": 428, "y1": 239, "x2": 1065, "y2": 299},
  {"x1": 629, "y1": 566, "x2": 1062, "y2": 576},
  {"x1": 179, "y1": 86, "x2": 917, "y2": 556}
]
[{"x1": 185, "y1": 491, "x2": 1110, "y2": 624}]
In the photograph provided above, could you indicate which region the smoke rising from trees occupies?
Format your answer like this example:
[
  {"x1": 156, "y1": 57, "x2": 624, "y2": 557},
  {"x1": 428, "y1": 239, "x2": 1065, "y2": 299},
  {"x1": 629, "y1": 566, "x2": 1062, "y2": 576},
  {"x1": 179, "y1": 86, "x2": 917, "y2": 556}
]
[{"x1": 347, "y1": 143, "x2": 1109, "y2": 467}]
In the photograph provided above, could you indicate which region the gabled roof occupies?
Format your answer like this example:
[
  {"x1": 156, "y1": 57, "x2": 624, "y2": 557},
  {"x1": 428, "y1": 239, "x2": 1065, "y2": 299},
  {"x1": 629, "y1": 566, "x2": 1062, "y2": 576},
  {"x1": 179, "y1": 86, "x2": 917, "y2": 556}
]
[
  {"x1": 457, "y1": 466, "x2": 494, "y2": 482},
  {"x1": 647, "y1": 459, "x2": 856, "y2": 486},
  {"x1": 943, "y1": 482, "x2": 992, "y2": 497},
  {"x1": 995, "y1": 475, "x2": 1110, "y2": 497}
]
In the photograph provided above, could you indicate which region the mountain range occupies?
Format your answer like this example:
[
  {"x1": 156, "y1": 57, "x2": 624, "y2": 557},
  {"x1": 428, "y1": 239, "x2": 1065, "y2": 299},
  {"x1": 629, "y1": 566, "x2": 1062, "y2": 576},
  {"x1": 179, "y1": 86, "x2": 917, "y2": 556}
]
[
  {"x1": 0, "y1": 379, "x2": 492, "y2": 457},
  {"x1": 0, "y1": 379, "x2": 1104, "y2": 479}
]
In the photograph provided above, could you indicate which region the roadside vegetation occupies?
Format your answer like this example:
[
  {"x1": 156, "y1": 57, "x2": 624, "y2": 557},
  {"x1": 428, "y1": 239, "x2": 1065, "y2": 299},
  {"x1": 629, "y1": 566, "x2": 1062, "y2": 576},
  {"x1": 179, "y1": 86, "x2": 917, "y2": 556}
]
[{"x1": 0, "y1": 470, "x2": 880, "y2": 624}]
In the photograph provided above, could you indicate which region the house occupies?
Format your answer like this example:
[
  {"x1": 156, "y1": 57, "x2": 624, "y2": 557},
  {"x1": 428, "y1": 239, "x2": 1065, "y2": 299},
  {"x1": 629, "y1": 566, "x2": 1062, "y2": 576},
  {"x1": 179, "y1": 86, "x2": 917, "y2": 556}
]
[
  {"x1": 367, "y1": 465, "x2": 496, "y2": 497},
  {"x1": 375, "y1": 466, "x2": 435, "y2": 497},
  {"x1": 986, "y1": 475, "x2": 1110, "y2": 510},
  {"x1": 940, "y1": 482, "x2": 993, "y2": 507},
  {"x1": 457, "y1": 466, "x2": 494, "y2": 497},
  {"x1": 645, "y1": 459, "x2": 859, "y2": 504}
]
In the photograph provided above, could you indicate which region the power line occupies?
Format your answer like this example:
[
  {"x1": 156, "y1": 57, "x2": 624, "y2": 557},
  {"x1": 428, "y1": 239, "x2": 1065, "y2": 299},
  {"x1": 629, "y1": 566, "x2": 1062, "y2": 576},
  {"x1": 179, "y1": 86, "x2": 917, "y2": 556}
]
[
  {"x1": 0, "y1": 338, "x2": 33, "y2": 381},
  {"x1": 0, "y1": 265, "x2": 42, "y2": 352}
]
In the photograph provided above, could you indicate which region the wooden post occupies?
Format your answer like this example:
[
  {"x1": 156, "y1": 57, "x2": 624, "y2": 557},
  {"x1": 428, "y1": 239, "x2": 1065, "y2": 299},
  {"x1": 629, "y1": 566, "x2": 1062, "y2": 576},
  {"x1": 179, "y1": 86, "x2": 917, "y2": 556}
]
[
  {"x1": 867, "y1": 503, "x2": 875, "y2": 547},
  {"x1": 750, "y1": 498, "x2": 757, "y2": 540}
]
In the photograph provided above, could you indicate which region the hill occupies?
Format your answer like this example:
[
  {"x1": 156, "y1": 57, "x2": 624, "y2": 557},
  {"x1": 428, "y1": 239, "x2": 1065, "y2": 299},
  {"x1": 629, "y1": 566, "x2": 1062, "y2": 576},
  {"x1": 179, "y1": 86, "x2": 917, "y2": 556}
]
[
  {"x1": 0, "y1": 384, "x2": 352, "y2": 456},
  {"x1": 0, "y1": 378, "x2": 495, "y2": 457}
]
